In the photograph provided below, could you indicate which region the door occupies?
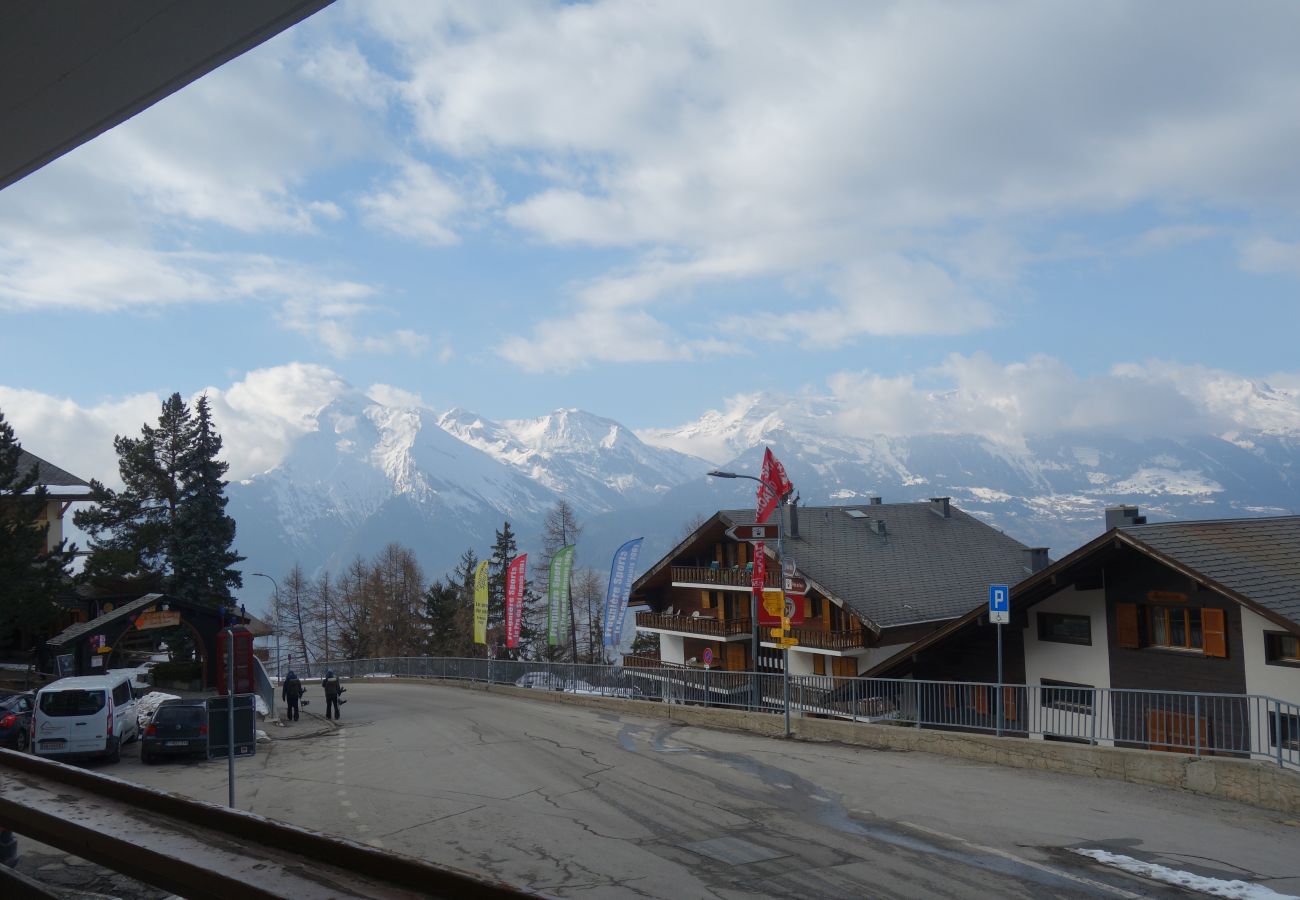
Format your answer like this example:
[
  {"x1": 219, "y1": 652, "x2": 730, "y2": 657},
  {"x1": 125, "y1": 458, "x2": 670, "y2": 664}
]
[
  {"x1": 37, "y1": 689, "x2": 108, "y2": 754},
  {"x1": 1148, "y1": 709, "x2": 1207, "y2": 754}
]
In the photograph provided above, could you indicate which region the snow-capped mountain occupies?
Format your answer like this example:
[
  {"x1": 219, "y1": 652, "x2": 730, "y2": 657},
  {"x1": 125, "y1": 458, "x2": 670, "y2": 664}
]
[
  {"x1": 230, "y1": 383, "x2": 1300, "y2": 606},
  {"x1": 436, "y1": 407, "x2": 707, "y2": 513}
]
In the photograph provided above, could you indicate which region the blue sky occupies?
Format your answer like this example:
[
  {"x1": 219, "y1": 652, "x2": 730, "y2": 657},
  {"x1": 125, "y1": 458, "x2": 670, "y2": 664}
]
[{"x1": 3, "y1": 1, "x2": 1300, "y2": 484}]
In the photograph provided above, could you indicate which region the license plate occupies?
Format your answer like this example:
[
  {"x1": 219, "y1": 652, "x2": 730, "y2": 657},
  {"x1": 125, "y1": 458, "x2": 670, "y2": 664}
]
[
  {"x1": 40, "y1": 739, "x2": 66, "y2": 749},
  {"x1": 164, "y1": 740, "x2": 189, "y2": 747}
]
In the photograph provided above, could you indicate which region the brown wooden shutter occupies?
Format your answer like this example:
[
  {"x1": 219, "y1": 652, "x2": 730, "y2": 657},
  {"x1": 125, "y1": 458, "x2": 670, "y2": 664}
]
[
  {"x1": 1202, "y1": 607, "x2": 1227, "y2": 658},
  {"x1": 1116, "y1": 603, "x2": 1140, "y2": 649},
  {"x1": 1002, "y1": 687, "x2": 1018, "y2": 721}
]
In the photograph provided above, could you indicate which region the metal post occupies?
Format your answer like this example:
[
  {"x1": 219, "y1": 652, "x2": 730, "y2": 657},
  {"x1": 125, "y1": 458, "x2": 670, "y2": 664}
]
[
  {"x1": 704, "y1": 665, "x2": 710, "y2": 709},
  {"x1": 226, "y1": 628, "x2": 236, "y2": 809},
  {"x1": 783, "y1": 652, "x2": 791, "y2": 736},
  {"x1": 1194, "y1": 695, "x2": 1201, "y2": 757},
  {"x1": 995, "y1": 623, "x2": 1004, "y2": 737},
  {"x1": 1277, "y1": 702, "x2": 1285, "y2": 768},
  {"x1": 1090, "y1": 689, "x2": 1098, "y2": 745},
  {"x1": 851, "y1": 677, "x2": 858, "y2": 724}
]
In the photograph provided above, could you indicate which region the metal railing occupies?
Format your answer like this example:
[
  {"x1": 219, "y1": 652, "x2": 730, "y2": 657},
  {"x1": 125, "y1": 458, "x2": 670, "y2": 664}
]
[
  {"x1": 294, "y1": 656, "x2": 1299, "y2": 770},
  {"x1": 670, "y1": 565, "x2": 779, "y2": 588},
  {"x1": 634, "y1": 611, "x2": 752, "y2": 637},
  {"x1": 788, "y1": 626, "x2": 868, "y2": 650}
]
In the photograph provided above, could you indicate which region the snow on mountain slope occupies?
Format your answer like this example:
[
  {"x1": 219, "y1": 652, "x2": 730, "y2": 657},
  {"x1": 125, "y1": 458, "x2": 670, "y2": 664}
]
[{"x1": 437, "y1": 407, "x2": 709, "y2": 513}]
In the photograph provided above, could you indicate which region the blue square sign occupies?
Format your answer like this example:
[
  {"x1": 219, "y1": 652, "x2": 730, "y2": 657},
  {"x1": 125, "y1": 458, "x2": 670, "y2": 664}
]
[{"x1": 989, "y1": 584, "x2": 1010, "y2": 623}]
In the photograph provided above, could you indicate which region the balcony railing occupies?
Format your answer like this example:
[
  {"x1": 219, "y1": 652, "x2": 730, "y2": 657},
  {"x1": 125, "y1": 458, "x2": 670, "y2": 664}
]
[
  {"x1": 635, "y1": 611, "x2": 753, "y2": 637},
  {"x1": 670, "y1": 565, "x2": 779, "y2": 588},
  {"x1": 623, "y1": 654, "x2": 694, "y2": 670},
  {"x1": 790, "y1": 626, "x2": 868, "y2": 650}
]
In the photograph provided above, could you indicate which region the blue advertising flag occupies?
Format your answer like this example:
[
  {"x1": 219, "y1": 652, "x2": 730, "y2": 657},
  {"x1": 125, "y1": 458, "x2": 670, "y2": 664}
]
[{"x1": 601, "y1": 538, "x2": 644, "y2": 649}]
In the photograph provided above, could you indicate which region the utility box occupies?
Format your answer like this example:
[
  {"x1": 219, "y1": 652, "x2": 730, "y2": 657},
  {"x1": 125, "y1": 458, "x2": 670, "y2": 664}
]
[
  {"x1": 216, "y1": 627, "x2": 255, "y2": 695},
  {"x1": 206, "y1": 694, "x2": 256, "y2": 759}
]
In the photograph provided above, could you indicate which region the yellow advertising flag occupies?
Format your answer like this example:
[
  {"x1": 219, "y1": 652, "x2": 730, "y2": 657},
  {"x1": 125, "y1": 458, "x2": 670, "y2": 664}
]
[{"x1": 473, "y1": 560, "x2": 490, "y2": 645}]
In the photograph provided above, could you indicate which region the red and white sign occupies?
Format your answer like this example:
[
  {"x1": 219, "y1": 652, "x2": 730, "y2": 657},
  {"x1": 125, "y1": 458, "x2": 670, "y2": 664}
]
[{"x1": 702, "y1": 647, "x2": 714, "y2": 667}]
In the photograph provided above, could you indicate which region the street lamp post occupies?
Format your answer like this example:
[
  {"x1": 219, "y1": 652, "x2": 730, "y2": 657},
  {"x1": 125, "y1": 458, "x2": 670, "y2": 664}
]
[
  {"x1": 707, "y1": 469, "x2": 792, "y2": 715},
  {"x1": 250, "y1": 573, "x2": 280, "y2": 679}
]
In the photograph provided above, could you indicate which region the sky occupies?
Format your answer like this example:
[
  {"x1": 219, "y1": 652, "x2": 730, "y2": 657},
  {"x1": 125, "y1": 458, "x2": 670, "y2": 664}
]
[{"x1": 4, "y1": 0, "x2": 1300, "y2": 485}]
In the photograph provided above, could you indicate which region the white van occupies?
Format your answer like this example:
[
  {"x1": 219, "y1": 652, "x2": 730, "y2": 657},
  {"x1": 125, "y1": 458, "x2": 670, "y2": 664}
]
[{"x1": 33, "y1": 673, "x2": 140, "y2": 763}]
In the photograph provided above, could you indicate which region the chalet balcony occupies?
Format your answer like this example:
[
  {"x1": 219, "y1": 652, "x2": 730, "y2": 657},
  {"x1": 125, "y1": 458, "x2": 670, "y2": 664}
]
[
  {"x1": 789, "y1": 626, "x2": 868, "y2": 651},
  {"x1": 622, "y1": 654, "x2": 692, "y2": 670},
  {"x1": 635, "y1": 611, "x2": 753, "y2": 638},
  {"x1": 670, "y1": 565, "x2": 780, "y2": 589}
]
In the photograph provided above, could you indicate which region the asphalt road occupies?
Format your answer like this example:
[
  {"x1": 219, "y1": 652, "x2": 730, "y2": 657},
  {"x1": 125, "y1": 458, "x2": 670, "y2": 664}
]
[{"x1": 120, "y1": 681, "x2": 1299, "y2": 899}]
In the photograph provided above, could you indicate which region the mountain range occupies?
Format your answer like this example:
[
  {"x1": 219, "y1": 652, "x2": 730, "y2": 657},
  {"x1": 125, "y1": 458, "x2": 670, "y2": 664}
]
[{"x1": 228, "y1": 384, "x2": 1300, "y2": 607}]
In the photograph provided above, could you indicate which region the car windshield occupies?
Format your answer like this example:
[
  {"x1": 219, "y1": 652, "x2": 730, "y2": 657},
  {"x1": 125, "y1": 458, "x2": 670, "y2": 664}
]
[
  {"x1": 39, "y1": 690, "x2": 106, "y2": 717},
  {"x1": 154, "y1": 706, "x2": 205, "y2": 727}
]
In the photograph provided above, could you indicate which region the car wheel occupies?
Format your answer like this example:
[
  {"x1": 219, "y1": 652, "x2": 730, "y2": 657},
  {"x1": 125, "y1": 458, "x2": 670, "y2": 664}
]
[
  {"x1": 140, "y1": 749, "x2": 152, "y2": 764},
  {"x1": 15, "y1": 728, "x2": 28, "y2": 753},
  {"x1": 106, "y1": 737, "x2": 120, "y2": 764}
]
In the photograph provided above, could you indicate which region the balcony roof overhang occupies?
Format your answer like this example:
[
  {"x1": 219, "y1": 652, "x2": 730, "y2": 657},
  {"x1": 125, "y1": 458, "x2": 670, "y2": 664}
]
[{"x1": 1, "y1": 0, "x2": 335, "y2": 191}]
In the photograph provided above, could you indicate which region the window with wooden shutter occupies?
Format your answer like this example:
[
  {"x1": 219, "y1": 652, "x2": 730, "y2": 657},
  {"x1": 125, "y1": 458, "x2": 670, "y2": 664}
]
[
  {"x1": 1202, "y1": 607, "x2": 1227, "y2": 658},
  {"x1": 1116, "y1": 603, "x2": 1140, "y2": 649}
]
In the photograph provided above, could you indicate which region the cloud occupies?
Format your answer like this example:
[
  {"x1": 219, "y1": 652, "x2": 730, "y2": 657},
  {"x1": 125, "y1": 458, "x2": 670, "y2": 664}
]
[
  {"x1": 358, "y1": 160, "x2": 499, "y2": 245},
  {"x1": 355, "y1": 1, "x2": 1300, "y2": 364},
  {"x1": 0, "y1": 364, "x2": 352, "y2": 487},
  {"x1": 1237, "y1": 236, "x2": 1300, "y2": 277},
  {"x1": 366, "y1": 384, "x2": 428, "y2": 409}
]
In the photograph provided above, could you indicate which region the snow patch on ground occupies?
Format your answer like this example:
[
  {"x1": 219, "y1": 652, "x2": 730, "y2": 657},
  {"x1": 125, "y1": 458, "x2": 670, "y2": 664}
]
[
  {"x1": 1072, "y1": 849, "x2": 1296, "y2": 899},
  {"x1": 255, "y1": 695, "x2": 268, "y2": 717},
  {"x1": 256, "y1": 729, "x2": 271, "y2": 743},
  {"x1": 362, "y1": 672, "x2": 394, "y2": 678},
  {"x1": 1110, "y1": 467, "x2": 1222, "y2": 496}
]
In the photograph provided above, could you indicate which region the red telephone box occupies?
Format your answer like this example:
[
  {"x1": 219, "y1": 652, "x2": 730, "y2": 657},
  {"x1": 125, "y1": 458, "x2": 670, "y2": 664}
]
[{"x1": 217, "y1": 627, "x2": 255, "y2": 695}]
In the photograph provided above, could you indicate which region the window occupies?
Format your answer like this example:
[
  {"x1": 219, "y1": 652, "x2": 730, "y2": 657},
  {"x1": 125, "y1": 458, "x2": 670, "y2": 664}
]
[
  {"x1": 1269, "y1": 712, "x2": 1299, "y2": 750},
  {"x1": 1265, "y1": 632, "x2": 1300, "y2": 666},
  {"x1": 113, "y1": 682, "x2": 131, "y2": 705},
  {"x1": 1115, "y1": 603, "x2": 1228, "y2": 658},
  {"x1": 1037, "y1": 612, "x2": 1091, "y2": 645},
  {"x1": 39, "y1": 689, "x2": 106, "y2": 717},
  {"x1": 1150, "y1": 605, "x2": 1202, "y2": 650},
  {"x1": 1040, "y1": 679, "x2": 1094, "y2": 714}
]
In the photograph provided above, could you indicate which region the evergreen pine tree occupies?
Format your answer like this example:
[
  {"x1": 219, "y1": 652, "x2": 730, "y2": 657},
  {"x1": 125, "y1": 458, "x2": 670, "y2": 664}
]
[
  {"x1": 486, "y1": 522, "x2": 518, "y2": 645},
  {"x1": 171, "y1": 395, "x2": 243, "y2": 606},
  {"x1": 75, "y1": 393, "x2": 192, "y2": 589},
  {"x1": 0, "y1": 410, "x2": 75, "y2": 643}
]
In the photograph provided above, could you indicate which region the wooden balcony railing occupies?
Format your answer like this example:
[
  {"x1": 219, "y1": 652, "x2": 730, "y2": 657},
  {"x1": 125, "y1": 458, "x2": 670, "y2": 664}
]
[
  {"x1": 670, "y1": 565, "x2": 780, "y2": 588},
  {"x1": 635, "y1": 611, "x2": 753, "y2": 637},
  {"x1": 622, "y1": 654, "x2": 693, "y2": 670},
  {"x1": 790, "y1": 626, "x2": 868, "y2": 650}
]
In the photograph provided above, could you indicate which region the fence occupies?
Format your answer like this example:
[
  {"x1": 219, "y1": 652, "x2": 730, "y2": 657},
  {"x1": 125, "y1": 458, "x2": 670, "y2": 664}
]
[{"x1": 291, "y1": 656, "x2": 1299, "y2": 770}]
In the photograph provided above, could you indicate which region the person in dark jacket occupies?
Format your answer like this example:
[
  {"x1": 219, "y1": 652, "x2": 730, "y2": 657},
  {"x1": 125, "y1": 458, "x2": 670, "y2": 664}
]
[
  {"x1": 322, "y1": 670, "x2": 344, "y2": 720},
  {"x1": 281, "y1": 670, "x2": 303, "y2": 721}
]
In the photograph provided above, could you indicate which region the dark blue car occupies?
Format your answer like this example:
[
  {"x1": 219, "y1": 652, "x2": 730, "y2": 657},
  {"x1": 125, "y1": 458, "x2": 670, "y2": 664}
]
[{"x1": 0, "y1": 692, "x2": 34, "y2": 752}]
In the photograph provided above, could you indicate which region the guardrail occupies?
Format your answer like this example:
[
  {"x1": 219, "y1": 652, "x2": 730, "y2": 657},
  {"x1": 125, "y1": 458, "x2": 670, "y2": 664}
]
[
  {"x1": 298, "y1": 656, "x2": 1299, "y2": 770},
  {"x1": 0, "y1": 749, "x2": 533, "y2": 898}
]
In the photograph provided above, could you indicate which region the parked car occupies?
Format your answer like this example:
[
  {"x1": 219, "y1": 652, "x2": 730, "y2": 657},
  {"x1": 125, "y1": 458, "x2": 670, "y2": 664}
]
[
  {"x1": 0, "y1": 692, "x2": 34, "y2": 752},
  {"x1": 515, "y1": 672, "x2": 566, "y2": 690},
  {"x1": 33, "y1": 673, "x2": 140, "y2": 764},
  {"x1": 140, "y1": 700, "x2": 208, "y2": 764}
]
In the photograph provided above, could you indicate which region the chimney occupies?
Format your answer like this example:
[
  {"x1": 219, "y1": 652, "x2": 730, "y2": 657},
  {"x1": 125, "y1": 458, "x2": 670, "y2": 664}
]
[
  {"x1": 928, "y1": 497, "x2": 951, "y2": 519},
  {"x1": 1023, "y1": 547, "x2": 1050, "y2": 573},
  {"x1": 1105, "y1": 505, "x2": 1146, "y2": 531},
  {"x1": 870, "y1": 519, "x2": 887, "y2": 536},
  {"x1": 869, "y1": 496, "x2": 882, "y2": 505},
  {"x1": 788, "y1": 494, "x2": 800, "y2": 538}
]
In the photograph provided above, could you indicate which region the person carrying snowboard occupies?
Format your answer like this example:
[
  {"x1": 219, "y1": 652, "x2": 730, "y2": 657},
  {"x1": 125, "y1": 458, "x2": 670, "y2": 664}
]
[
  {"x1": 322, "y1": 669, "x2": 345, "y2": 720},
  {"x1": 281, "y1": 670, "x2": 304, "y2": 721}
]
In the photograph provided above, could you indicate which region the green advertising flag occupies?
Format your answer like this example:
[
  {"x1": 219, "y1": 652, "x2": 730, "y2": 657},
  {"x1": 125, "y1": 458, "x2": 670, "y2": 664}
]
[{"x1": 547, "y1": 545, "x2": 575, "y2": 646}]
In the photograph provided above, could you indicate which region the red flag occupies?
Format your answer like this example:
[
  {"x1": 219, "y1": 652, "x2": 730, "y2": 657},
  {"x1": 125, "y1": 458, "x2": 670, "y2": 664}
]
[
  {"x1": 506, "y1": 554, "x2": 527, "y2": 649},
  {"x1": 756, "y1": 448, "x2": 792, "y2": 523}
]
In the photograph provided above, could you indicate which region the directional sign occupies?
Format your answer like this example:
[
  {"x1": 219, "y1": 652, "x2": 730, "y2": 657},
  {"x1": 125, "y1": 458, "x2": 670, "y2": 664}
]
[
  {"x1": 759, "y1": 588, "x2": 786, "y2": 626},
  {"x1": 769, "y1": 627, "x2": 786, "y2": 638},
  {"x1": 725, "y1": 522, "x2": 782, "y2": 543},
  {"x1": 778, "y1": 637, "x2": 799, "y2": 647},
  {"x1": 783, "y1": 574, "x2": 807, "y2": 598},
  {"x1": 989, "y1": 584, "x2": 1010, "y2": 625}
]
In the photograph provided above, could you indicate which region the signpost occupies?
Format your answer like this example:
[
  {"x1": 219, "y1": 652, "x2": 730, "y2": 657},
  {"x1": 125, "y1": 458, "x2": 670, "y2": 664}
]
[
  {"x1": 702, "y1": 647, "x2": 713, "y2": 668},
  {"x1": 725, "y1": 522, "x2": 782, "y2": 542},
  {"x1": 989, "y1": 585, "x2": 1009, "y2": 737}
]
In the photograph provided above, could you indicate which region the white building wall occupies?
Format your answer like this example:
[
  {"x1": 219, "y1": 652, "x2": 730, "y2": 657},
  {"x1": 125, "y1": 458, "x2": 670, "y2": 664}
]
[
  {"x1": 859, "y1": 643, "x2": 908, "y2": 675},
  {"x1": 786, "y1": 651, "x2": 816, "y2": 676},
  {"x1": 1240, "y1": 607, "x2": 1300, "y2": 704},
  {"x1": 1023, "y1": 586, "x2": 1112, "y2": 743}
]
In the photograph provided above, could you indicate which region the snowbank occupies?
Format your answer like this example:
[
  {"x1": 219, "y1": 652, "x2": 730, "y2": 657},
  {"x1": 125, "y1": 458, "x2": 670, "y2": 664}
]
[
  {"x1": 1072, "y1": 850, "x2": 1293, "y2": 899},
  {"x1": 135, "y1": 691, "x2": 180, "y2": 729}
]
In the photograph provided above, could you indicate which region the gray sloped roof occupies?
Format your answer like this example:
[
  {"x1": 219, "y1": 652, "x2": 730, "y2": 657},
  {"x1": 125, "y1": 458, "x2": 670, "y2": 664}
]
[
  {"x1": 13, "y1": 449, "x2": 93, "y2": 496},
  {"x1": 1122, "y1": 516, "x2": 1300, "y2": 627},
  {"x1": 722, "y1": 502, "x2": 1040, "y2": 629},
  {"x1": 47, "y1": 594, "x2": 163, "y2": 648}
]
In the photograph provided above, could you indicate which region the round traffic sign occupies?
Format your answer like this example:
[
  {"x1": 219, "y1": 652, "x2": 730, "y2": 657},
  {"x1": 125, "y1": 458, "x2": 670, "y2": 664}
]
[{"x1": 702, "y1": 647, "x2": 714, "y2": 666}]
